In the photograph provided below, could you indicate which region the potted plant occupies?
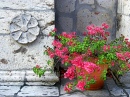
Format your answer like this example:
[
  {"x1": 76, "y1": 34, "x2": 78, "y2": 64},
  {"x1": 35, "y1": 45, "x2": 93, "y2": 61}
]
[{"x1": 33, "y1": 23, "x2": 130, "y2": 92}]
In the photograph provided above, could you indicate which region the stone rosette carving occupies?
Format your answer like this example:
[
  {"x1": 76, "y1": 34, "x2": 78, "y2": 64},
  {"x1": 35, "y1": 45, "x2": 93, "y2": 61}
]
[{"x1": 10, "y1": 14, "x2": 40, "y2": 44}]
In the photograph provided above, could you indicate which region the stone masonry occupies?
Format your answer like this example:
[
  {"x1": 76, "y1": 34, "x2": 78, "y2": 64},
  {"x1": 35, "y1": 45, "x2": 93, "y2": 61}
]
[
  {"x1": 55, "y1": 0, "x2": 118, "y2": 40},
  {"x1": 0, "y1": 0, "x2": 58, "y2": 85}
]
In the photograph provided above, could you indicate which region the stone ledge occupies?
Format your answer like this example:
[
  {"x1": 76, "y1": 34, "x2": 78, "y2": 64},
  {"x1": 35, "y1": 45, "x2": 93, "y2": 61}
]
[{"x1": 0, "y1": 70, "x2": 59, "y2": 85}]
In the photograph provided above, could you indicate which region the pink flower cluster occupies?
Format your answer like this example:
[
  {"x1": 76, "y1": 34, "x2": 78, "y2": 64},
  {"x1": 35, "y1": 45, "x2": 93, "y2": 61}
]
[
  {"x1": 116, "y1": 52, "x2": 130, "y2": 61},
  {"x1": 84, "y1": 62, "x2": 100, "y2": 74},
  {"x1": 64, "y1": 82, "x2": 73, "y2": 92},
  {"x1": 76, "y1": 80, "x2": 86, "y2": 91},
  {"x1": 103, "y1": 45, "x2": 110, "y2": 52},
  {"x1": 86, "y1": 23, "x2": 110, "y2": 40},
  {"x1": 64, "y1": 66, "x2": 75, "y2": 80},
  {"x1": 61, "y1": 32, "x2": 76, "y2": 39}
]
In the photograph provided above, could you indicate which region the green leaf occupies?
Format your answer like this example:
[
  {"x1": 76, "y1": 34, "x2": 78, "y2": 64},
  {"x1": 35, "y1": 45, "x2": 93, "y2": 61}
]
[{"x1": 47, "y1": 60, "x2": 51, "y2": 65}]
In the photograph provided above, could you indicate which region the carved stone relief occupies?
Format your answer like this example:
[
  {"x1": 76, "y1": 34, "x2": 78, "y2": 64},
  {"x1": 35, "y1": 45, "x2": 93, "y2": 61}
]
[{"x1": 10, "y1": 14, "x2": 40, "y2": 44}]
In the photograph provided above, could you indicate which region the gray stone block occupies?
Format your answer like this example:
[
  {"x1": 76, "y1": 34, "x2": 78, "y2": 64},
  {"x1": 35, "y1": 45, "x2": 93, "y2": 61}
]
[
  {"x1": 97, "y1": 0, "x2": 117, "y2": 11},
  {"x1": 106, "y1": 78, "x2": 127, "y2": 96},
  {"x1": 0, "y1": 0, "x2": 54, "y2": 10},
  {"x1": 77, "y1": 8, "x2": 113, "y2": 34},
  {"x1": 56, "y1": 0, "x2": 76, "y2": 13},
  {"x1": 59, "y1": 17, "x2": 73, "y2": 31},
  {"x1": 79, "y1": 0, "x2": 94, "y2": 4},
  {"x1": 60, "y1": 92, "x2": 86, "y2": 97}
]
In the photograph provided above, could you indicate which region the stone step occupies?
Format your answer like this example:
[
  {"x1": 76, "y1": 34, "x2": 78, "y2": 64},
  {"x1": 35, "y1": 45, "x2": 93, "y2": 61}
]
[{"x1": 0, "y1": 86, "x2": 59, "y2": 97}]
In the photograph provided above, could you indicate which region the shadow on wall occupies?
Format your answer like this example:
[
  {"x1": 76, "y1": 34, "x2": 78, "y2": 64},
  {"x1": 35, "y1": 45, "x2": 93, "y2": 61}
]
[{"x1": 55, "y1": 0, "x2": 117, "y2": 40}]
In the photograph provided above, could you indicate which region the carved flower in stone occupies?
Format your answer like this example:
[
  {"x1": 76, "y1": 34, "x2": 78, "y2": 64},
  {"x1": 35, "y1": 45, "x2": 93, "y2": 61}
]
[{"x1": 10, "y1": 14, "x2": 40, "y2": 44}]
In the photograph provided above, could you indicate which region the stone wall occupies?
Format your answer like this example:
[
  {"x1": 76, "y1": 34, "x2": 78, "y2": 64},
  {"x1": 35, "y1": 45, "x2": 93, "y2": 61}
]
[
  {"x1": 0, "y1": 0, "x2": 58, "y2": 85},
  {"x1": 55, "y1": 0, "x2": 118, "y2": 40},
  {"x1": 117, "y1": 0, "x2": 130, "y2": 40}
]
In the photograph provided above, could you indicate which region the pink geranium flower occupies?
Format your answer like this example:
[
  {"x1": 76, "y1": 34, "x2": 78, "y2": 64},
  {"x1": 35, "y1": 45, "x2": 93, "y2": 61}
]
[
  {"x1": 76, "y1": 80, "x2": 86, "y2": 91},
  {"x1": 64, "y1": 66, "x2": 75, "y2": 80}
]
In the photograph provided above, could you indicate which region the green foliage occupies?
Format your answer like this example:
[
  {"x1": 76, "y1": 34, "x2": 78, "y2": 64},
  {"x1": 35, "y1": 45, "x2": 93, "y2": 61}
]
[{"x1": 33, "y1": 67, "x2": 46, "y2": 77}]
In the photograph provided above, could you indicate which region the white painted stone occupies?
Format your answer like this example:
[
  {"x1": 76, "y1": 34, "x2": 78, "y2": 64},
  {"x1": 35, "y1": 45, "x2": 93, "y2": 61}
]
[
  {"x1": 118, "y1": 0, "x2": 130, "y2": 15},
  {"x1": 0, "y1": 9, "x2": 54, "y2": 34},
  {"x1": 116, "y1": 15, "x2": 130, "y2": 40},
  {"x1": 0, "y1": 86, "x2": 20, "y2": 96},
  {"x1": 0, "y1": 71, "x2": 25, "y2": 82},
  {"x1": 0, "y1": 70, "x2": 58, "y2": 85},
  {"x1": 0, "y1": 0, "x2": 58, "y2": 86},
  {"x1": 42, "y1": 25, "x2": 55, "y2": 35},
  {"x1": 0, "y1": 0, "x2": 54, "y2": 10},
  {"x1": 17, "y1": 86, "x2": 59, "y2": 96},
  {"x1": 0, "y1": 82, "x2": 24, "y2": 86},
  {"x1": 79, "y1": 0, "x2": 94, "y2": 4},
  {"x1": 0, "y1": 35, "x2": 54, "y2": 70}
]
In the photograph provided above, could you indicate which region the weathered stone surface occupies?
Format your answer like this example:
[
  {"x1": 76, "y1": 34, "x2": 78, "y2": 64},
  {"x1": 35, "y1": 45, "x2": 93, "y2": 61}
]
[
  {"x1": 0, "y1": 70, "x2": 58, "y2": 85},
  {"x1": 118, "y1": 0, "x2": 130, "y2": 15},
  {"x1": 0, "y1": 35, "x2": 54, "y2": 70},
  {"x1": 42, "y1": 25, "x2": 54, "y2": 35},
  {"x1": 60, "y1": 92, "x2": 86, "y2": 97},
  {"x1": 17, "y1": 86, "x2": 59, "y2": 96},
  {"x1": 0, "y1": 9, "x2": 54, "y2": 34},
  {"x1": 59, "y1": 17, "x2": 73, "y2": 31},
  {"x1": 106, "y1": 78, "x2": 127, "y2": 96},
  {"x1": 119, "y1": 71, "x2": 130, "y2": 84},
  {"x1": 0, "y1": 0, "x2": 54, "y2": 10},
  {"x1": 84, "y1": 89, "x2": 110, "y2": 97},
  {"x1": 97, "y1": 0, "x2": 117, "y2": 11},
  {"x1": 116, "y1": 15, "x2": 130, "y2": 40},
  {"x1": 79, "y1": 0, "x2": 94, "y2": 4},
  {"x1": 56, "y1": 0, "x2": 76, "y2": 13},
  {"x1": 77, "y1": 9, "x2": 112, "y2": 34},
  {"x1": 0, "y1": 86, "x2": 21, "y2": 96}
]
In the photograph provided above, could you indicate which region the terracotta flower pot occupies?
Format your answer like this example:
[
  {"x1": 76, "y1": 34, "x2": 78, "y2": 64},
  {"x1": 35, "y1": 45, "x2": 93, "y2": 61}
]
[{"x1": 76, "y1": 58, "x2": 108, "y2": 90}]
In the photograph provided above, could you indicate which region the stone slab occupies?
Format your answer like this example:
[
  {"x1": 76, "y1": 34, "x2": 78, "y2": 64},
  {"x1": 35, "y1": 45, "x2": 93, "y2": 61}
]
[
  {"x1": 0, "y1": 0, "x2": 54, "y2": 10},
  {"x1": 116, "y1": 15, "x2": 130, "y2": 40},
  {"x1": 0, "y1": 86, "x2": 21, "y2": 96},
  {"x1": 106, "y1": 78, "x2": 127, "y2": 96},
  {"x1": 60, "y1": 92, "x2": 86, "y2": 97},
  {"x1": 17, "y1": 86, "x2": 59, "y2": 96},
  {"x1": 0, "y1": 9, "x2": 54, "y2": 34}
]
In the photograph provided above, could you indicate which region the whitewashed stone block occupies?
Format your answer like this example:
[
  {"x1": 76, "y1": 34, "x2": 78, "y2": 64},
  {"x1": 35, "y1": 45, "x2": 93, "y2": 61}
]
[
  {"x1": 0, "y1": 35, "x2": 55, "y2": 70},
  {"x1": 0, "y1": 0, "x2": 54, "y2": 10},
  {"x1": 118, "y1": 0, "x2": 130, "y2": 15},
  {"x1": 116, "y1": 15, "x2": 130, "y2": 40},
  {"x1": 0, "y1": 0, "x2": 58, "y2": 85},
  {"x1": 0, "y1": 9, "x2": 54, "y2": 34}
]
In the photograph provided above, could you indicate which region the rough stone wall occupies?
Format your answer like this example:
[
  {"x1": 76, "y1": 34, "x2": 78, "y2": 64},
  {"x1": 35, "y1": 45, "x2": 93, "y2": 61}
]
[
  {"x1": 55, "y1": 0, "x2": 118, "y2": 40},
  {"x1": 117, "y1": 0, "x2": 130, "y2": 40},
  {"x1": 0, "y1": 0, "x2": 58, "y2": 85}
]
